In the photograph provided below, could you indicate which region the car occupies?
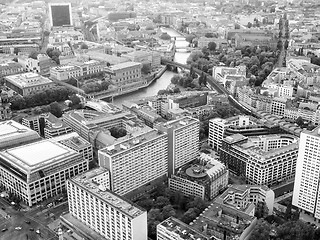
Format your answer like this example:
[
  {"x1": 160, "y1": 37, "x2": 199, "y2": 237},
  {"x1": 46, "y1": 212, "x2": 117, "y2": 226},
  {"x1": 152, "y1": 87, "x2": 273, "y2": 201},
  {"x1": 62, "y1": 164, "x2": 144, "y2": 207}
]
[
  {"x1": 1, "y1": 228, "x2": 7, "y2": 232},
  {"x1": 15, "y1": 227, "x2": 22, "y2": 230},
  {"x1": 1, "y1": 207, "x2": 5, "y2": 210},
  {"x1": 29, "y1": 228, "x2": 34, "y2": 231},
  {"x1": 25, "y1": 221, "x2": 30, "y2": 224},
  {"x1": 36, "y1": 229, "x2": 40, "y2": 234}
]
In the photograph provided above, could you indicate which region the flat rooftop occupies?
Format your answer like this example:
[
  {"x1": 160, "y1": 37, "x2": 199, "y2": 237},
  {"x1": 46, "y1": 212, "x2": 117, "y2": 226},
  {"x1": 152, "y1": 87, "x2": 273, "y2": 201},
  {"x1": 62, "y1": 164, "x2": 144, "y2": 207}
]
[
  {"x1": 5, "y1": 72, "x2": 53, "y2": 88},
  {"x1": 106, "y1": 61, "x2": 141, "y2": 71},
  {"x1": 0, "y1": 140, "x2": 78, "y2": 171},
  {"x1": 159, "y1": 217, "x2": 209, "y2": 240},
  {"x1": 70, "y1": 168, "x2": 145, "y2": 218},
  {"x1": 160, "y1": 116, "x2": 198, "y2": 130},
  {"x1": 101, "y1": 129, "x2": 165, "y2": 156},
  {"x1": 0, "y1": 120, "x2": 40, "y2": 150}
]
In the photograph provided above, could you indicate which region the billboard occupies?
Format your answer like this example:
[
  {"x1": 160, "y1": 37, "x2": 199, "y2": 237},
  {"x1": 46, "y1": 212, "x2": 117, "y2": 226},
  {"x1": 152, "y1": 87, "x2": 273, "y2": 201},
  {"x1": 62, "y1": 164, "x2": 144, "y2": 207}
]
[{"x1": 49, "y1": 3, "x2": 73, "y2": 27}]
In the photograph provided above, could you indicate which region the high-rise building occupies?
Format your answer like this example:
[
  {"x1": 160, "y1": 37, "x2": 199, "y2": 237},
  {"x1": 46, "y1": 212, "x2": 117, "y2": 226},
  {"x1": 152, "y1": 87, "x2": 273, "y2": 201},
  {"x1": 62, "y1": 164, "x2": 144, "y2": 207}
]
[
  {"x1": 98, "y1": 129, "x2": 168, "y2": 196},
  {"x1": 0, "y1": 139, "x2": 88, "y2": 206},
  {"x1": 48, "y1": 3, "x2": 73, "y2": 27},
  {"x1": 155, "y1": 117, "x2": 199, "y2": 176},
  {"x1": 293, "y1": 127, "x2": 320, "y2": 220},
  {"x1": 66, "y1": 168, "x2": 147, "y2": 240}
]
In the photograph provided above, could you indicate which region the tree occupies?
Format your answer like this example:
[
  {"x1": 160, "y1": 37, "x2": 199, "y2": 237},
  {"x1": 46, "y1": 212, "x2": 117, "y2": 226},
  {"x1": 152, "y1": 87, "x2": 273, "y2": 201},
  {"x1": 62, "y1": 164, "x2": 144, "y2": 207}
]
[
  {"x1": 12, "y1": 57, "x2": 18, "y2": 62},
  {"x1": 247, "y1": 22, "x2": 253, "y2": 28},
  {"x1": 49, "y1": 102, "x2": 63, "y2": 117},
  {"x1": 141, "y1": 63, "x2": 151, "y2": 75},
  {"x1": 187, "y1": 50, "x2": 204, "y2": 64},
  {"x1": 80, "y1": 43, "x2": 88, "y2": 49},
  {"x1": 284, "y1": 39, "x2": 289, "y2": 49},
  {"x1": 145, "y1": 25, "x2": 154, "y2": 31},
  {"x1": 109, "y1": 127, "x2": 127, "y2": 138},
  {"x1": 249, "y1": 219, "x2": 272, "y2": 240},
  {"x1": 185, "y1": 34, "x2": 196, "y2": 43},
  {"x1": 235, "y1": 23, "x2": 240, "y2": 29},
  {"x1": 43, "y1": 30, "x2": 50, "y2": 36},
  {"x1": 28, "y1": 51, "x2": 39, "y2": 60},
  {"x1": 155, "y1": 196, "x2": 170, "y2": 209},
  {"x1": 277, "y1": 40, "x2": 283, "y2": 50},
  {"x1": 171, "y1": 75, "x2": 180, "y2": 84},
  {"x1": 162, "y1": 205, "x2": 176, "y2": 219},
  {"x1": 204, "y1": 33, "x2": 215, "y2": 38},
  {"x1": 181, "y1": 208, "x2": 198, "y2": 224},
  {"x1": 173, "y1": 87, "x2": 180, "y2": 93},
  {"x1": 13, "y1": 48, "x2": 20, "y2": 55},
  {"x1": 69, "y1": 94, "x2": 81, "y2": 107},
  {"x1": 295, "y1": 116, "x2": 304, "y2": 127},
  {"x1": 254, "y1": 201, "x2": 269, "y2": 219},
  {"x1": 208, "y1": 41, "x2": 217, "y2": 51},
  {"x1": 159, "y1": 33, "x2": 171, "y2": 40}
]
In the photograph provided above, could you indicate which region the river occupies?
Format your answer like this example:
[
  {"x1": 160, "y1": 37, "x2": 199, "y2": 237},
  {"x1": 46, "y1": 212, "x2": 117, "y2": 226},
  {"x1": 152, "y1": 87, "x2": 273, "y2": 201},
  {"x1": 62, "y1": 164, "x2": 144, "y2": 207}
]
[{"x1": 112, "y1": 28, "x2": 190, "y2": 105}]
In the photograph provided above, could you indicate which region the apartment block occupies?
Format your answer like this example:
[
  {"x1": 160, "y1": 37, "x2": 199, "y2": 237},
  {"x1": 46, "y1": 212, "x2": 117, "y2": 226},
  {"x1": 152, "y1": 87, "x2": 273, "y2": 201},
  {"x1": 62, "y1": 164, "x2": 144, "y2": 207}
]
[
  {"x1": 293, "y1": 126, "x2": 320, "y2": 220},
  {"x1": 66, "y1": 168, "x2": 147, "y2": 240},
  {"x1": 155, "y1": 117, "x2": 199, "y2": 176},
  {"x1": 98, "y1": 129, "x2": 168, "y2": 196}
]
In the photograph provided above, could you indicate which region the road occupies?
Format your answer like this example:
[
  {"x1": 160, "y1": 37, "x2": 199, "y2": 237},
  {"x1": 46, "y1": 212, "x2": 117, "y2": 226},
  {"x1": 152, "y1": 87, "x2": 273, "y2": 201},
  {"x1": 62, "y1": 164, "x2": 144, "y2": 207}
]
[{"x1": 0, "y1": 197, "x2": 69, "y2": 240}]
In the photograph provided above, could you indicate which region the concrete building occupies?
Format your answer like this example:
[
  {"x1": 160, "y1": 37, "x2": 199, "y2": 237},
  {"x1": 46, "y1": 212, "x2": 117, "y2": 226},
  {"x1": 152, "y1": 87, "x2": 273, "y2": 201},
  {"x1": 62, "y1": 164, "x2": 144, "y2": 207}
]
[
  {"x1": 157, "y1": 217, "x2": 209, "y2": 240},
  {"x1": 0, "y1": 139, "x2": 88, "y2": 206},
  {"x1": 98, "y1": 129, "x2": 168, "y2": 196},
  {"x1": 220, "y1": 134, "x2": 299, "y2": 186},
  {"x1": 0, "y1": 120, "x2": 40, "y2": 150},
  {"x1": 155, "y1": 117, "x2": 199, "y2": 176},
  {"x1": 48, "y1": 3, "x2": 73, "y2": 27},
  {"x1": 66, "y1": 168, "x2": 147, "y2": 240},
  {"x1": 208, "y1": 115, "x2": 253, "y2": 151},
  {"x1": 4, "y1": 72, "x2": 54, "y2": 96},
  {"x1": 22, "y1": 113, "x2": 73, "y2": 139},
  {"x1": 18, "y1": 54, "x2": 57, "y2": 76},
  {"x1": 169, "y1": 153, "x2": 228, "y2": 200},
  {"x1": 293, "y1": 126, "x2": 320, "y2": 221},
  {"x1": 217, "y1": 185, "x2": 275, "y2": 215}
]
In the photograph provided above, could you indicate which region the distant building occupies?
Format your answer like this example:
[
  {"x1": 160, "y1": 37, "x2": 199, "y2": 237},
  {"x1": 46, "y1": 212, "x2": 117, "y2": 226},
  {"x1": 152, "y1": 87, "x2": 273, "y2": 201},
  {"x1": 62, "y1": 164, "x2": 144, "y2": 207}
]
[
  {"x1": 18, "y1": 54, "x2": 57, "y2": 76},
  {"x1": 169, "y1": 153, "x2": 228, "y2": 200},
  {"x1": 104, "y1": 61, "x2": 142, "y2": 87},
  {"x1": 98, "y1": 129, "x2": 168, "y2": 196},
  {"x1": 167, "y1": 92, "x2": 208, "y2": 111},
  {"x1": 0, "y1": 139, "x2": 88, "y2": 206},
  {"x1": 4, "y1": 72, "x2": 54, "y2": 96},
  {"x1": 66, "y1": 168, "x2": 147, "y2": 240},
  {"x1": 48, "y1": 3, "x2": 73, "y2": 27},
  {"x1": 0, "y1": 93, "x2": 12, "y2": 121},
  {"x1": 155, "y1": 117, "x2": 199, "y2": 176},
  {"x1": 122, "y1": 51, "x2": 161, "y2": 68},
  {"x1": 0, "y1": 62, "x2": 24, "y2": 76},
  {"x1": 22, "y1": 112, "x2": 73, "y2": 138}
]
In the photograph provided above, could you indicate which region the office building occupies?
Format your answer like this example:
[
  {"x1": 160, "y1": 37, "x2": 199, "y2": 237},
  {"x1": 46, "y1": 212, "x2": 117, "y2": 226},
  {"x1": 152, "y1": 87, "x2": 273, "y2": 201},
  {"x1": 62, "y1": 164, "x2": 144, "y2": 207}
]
[
  {"x1": 155, "y1": 117, "x2": 199, "y2": 176},
  {"x1": 157, "y1": 217, "x2": 209, "y2": 240},
  {"x1": 4, "y1": 72, "x2": 54, "y2": 96},
  {"x1": 48, "y1": 3, "x2": 73, "y2": 27},
  {"x1": 169, "y1": 153, "x2": 228, "y2": 200},
  {"x1": 293, "y1": 126, "x2": 320, "y2": 220},
  {"x1": 0, "y1": 120, "x2": 40, "y2": 150},
  {"x1": 220, "y1": 134, "x2": 298, "y2": 186},
  {"x1": 22, "y1": 113, "x2": 73, "y2": 138},
  {"x1": 208, "y1": 115, "x2": 253, "y2": 151},
  {"x1": 52, "y1": 132, "x2": 93, "y2": 162},
  {"x1": 66, "y1": 168, "x2": 147, "y2": 240},
  {"x1": 98, "y1": 129, "x2": 168, "y2": 196},
  {"x1": 0, "y1": 139, "x2": 88, "y2": 206},
  {"x1": 216, "y1": 185, "x2": 275, "y2": 215}
]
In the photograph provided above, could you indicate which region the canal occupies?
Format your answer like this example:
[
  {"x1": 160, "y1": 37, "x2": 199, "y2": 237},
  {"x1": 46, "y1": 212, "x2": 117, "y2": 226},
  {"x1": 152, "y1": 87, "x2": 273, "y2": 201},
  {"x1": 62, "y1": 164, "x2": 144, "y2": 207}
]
[{"x1": 112, "y1": 28, "x2": 190, "y2": 105}]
